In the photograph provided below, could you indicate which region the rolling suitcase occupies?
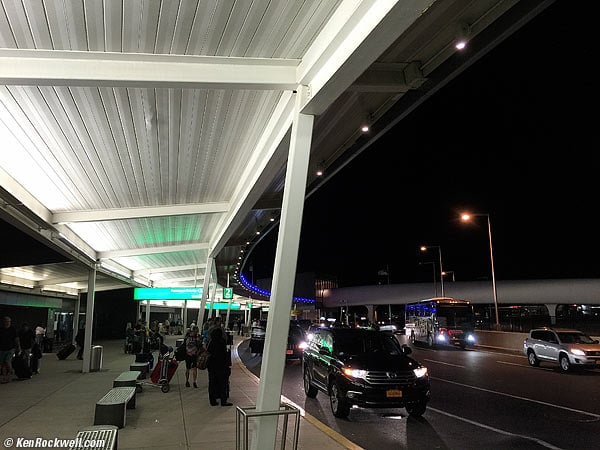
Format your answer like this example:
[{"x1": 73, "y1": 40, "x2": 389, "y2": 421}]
[
  {"x1": 12, "y1": 353, "x2": 32, "y2": 379},
  {"x1": 150, "y1": 359, "x2": 178, "y2": 384},
  {"x1": 56, "y1": 343, "x2": 76, "y2": 360}
]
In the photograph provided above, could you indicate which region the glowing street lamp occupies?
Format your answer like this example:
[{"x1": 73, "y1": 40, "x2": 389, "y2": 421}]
[
  {"x1": 420, "y1": 245, "x2": 444, "y2": 298},
  {"x1": 442, "y1": 270, "x2": 455, "y2": 282},
  {"x1": 460, "y1": 212, "x2": 500, "y2": 331}
]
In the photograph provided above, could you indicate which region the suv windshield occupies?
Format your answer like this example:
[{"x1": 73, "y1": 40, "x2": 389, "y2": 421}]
[
  {"x1": 556, "y1": 332, "x2": 595, "y2": 344},
  {"x1": 334, "y1": 330, "x2": 401, "y2": 356}
]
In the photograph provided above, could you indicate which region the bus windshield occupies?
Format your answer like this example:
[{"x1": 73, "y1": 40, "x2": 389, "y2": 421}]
[{"x1": 436, "y1": 305, "x2": 474, "y2": 328}]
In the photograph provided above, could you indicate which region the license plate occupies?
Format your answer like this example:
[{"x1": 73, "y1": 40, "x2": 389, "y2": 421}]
[
  {"x1": 286, "y1": 349, "x2": 293, "y2": 355},
  {"x1": 386, "y1": 389, "x2": 403, "y2": 398}
]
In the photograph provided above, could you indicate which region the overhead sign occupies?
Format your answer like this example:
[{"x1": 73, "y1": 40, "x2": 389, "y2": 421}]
[
  {"x1": 223, "y1": 287, "x2": 233, "y2": 299},
  {"x1": 134, "y1": 287, "x2": 203, "y2": 300},
  {"x1": 209, "y1": 302, "x2": 240, "y2": 310}
]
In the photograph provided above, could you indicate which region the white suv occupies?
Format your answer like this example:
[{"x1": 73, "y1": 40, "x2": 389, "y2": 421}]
[{"x1": 523, "y1": 327, "x2": 600, "y2": 373}]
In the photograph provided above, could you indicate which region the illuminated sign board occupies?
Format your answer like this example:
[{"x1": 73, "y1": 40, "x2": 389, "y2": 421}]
[
  {"x1": 136, "y1": 300, "x2": 241, "y2": 310},
  {"x1": 209, "y1": 302, "x2": 240, "y2": 310},
  {"x1": 223, "y1": 287, "x2": 233, "y2": 299},
  {"x1": 134, "y1": 287, "x2": 203, "y2": 300}
]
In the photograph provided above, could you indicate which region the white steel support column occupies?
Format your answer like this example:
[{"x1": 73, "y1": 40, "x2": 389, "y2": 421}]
[
  {"x1": 145, "y1": 302, "x2": 151, "y2": 327},
  {"x1": 82, "y1": 266, "x2": 97, "y2": 373},
  {"x1": 253, "y1": 86, "x2": 314, "y2": 450},
  {"x1": 225, "y1": 300, "x2": 231, "y2": 330},
  {"x1": 183, "y1": 300, "x2": 188, "y2": 328},
  {"x1": 198, "y1": 257, "x2": 214, "y2": 327}
]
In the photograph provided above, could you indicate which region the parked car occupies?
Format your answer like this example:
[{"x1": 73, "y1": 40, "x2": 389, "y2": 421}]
[
  {"x1": 523, "y1": 327, "x2": 600, "y2": 372},
  {"x1": 302, "y1": 327, "x2": 430, "y2": 418},
  {"x1": 249, "y1": 320, "x2": 267, "y2": 354},
  {"x1": 286, "y1": 323, "x2": 308, "y2": 362},
  {"x1": 306, "y1": 322, "x2": 329, "y2": 341}
]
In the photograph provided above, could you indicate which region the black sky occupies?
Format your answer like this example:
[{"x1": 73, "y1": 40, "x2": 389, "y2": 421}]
[{"x1": 249, "y1": 0, "x2": 598, "y2": 288}]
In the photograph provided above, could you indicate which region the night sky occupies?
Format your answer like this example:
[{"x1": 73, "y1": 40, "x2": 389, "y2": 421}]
[{"x1": 249, "y1": 0, "x2": 598, "y2": 288}]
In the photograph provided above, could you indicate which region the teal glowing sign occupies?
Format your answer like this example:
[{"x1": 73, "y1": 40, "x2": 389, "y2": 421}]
[
  {"x1": 208, "y1": 302, "x2": 241, "y2": 310},
  {"x1": 134, "y1": 287, "x2": 203, "y2": 300}
]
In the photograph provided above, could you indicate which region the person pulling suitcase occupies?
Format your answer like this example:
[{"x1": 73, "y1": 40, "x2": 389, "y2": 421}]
[{"x1": 75, "y1": 327, "x2": 85, "y2": 360}]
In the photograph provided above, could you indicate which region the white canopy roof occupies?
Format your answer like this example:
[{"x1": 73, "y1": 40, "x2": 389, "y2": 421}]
[{"x1": 0, "y1": 0, "x2": 552, "y2": 298}]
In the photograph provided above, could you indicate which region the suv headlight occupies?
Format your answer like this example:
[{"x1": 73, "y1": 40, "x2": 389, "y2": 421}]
[
  {"x1": 570, "y1": 348, "x2": 586, "y2": 356},
  {"x1": 342, "y1": 367, "x2": 368, "y2": 380},
  {"x1": 413, "y1": 366, "x2": 428, "y2": 378}
]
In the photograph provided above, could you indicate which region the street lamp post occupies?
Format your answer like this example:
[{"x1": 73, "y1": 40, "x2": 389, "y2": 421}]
[
  {"x1": 418, "y1": 261, "x2": 437, "y2": 297},
  {"x1": 420, "y1": 245, "x2": 444, "y2": 297},
  {"x1": 461, "y1": 212, "x2": 500, "y2": 331},
  {"x1": 442, "y1": 270, "x2": 456, "y2": 282}
]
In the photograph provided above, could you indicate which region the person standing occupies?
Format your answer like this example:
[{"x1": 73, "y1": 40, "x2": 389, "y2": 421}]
[
  {"x1": 32, "y1": 323, "x2": 45, "y2": 374},
  {"x1": 183, "y1": 326, "x2": 202, "y2": 388},
  {"x1": 206, "y1": 327, "x2": 232, "y2": 406},
  {"x1": 34, "y1": 323, "x2": 46, "y2": 346},
  {"x1": 0, "y1": 316, "x2": 20, "y2": 383},
  {"x1": 207, "y1": 316, "x2": 227, "y2": 342},
  {"x1": 17, "y1": 322, "x2": 35, "y2": 370},
  {"x1": 75, "y1": 327, "x2": 85, "y2": 360}
]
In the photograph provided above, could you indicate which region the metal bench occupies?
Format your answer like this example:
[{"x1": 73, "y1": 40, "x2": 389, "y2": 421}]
[
  {"x1": 113, "y1": 370, "x2": 142, "y2": 392},
  {"x1": 94, "y1": 387, "x2": 136, "y2": 429},
  {"x1": 69, "y1": 425, "x2": 118, "y2": 450},
  {"x1": 129, "y1": 361, "x2": 149, "y2": 379}
]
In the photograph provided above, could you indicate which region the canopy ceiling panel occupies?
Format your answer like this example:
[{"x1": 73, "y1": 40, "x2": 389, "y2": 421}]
[{"x1": 0, "y1": 0, "x2": 553, "y2": 299}]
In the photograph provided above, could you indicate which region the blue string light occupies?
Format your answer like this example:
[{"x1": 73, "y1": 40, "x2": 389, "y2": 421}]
[{"x1": 238, "y1": 273, "x2": 315, "y2": 304}]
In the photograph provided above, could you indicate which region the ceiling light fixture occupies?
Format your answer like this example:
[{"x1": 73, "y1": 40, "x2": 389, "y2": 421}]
[{"x1": 455, "y1": 23, "x2": 471, "y2": 50}]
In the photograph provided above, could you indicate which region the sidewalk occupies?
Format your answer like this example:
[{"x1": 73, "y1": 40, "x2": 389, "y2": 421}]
[{"x1": 0, "y1": 334, "x2": 361, "y2": 449}]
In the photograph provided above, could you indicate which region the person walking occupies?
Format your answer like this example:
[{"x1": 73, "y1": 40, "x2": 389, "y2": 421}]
[
  {"x1": 75, "y1": 327, "x2": 85, "y2": 360},
  {"x1": 34, "y1": 323, "x2": 46, "y2": 346},
  {"x1": 183, "y1": 325, "x2": 202, "y2": 388},
  {"x1": 0, "y1": 316, "x2": 20, "y2": 383},
  {"x1": 206, "y1": 326, "x2": 232, "y2": 406},
  {"x1": 32, "y1": 323, "x2": 45, "y2": 374}
]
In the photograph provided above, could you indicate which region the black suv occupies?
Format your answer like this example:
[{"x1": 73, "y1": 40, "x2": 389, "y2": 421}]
[{"x1": 302, "y1": 327, "x2": 430, "y2": 418}]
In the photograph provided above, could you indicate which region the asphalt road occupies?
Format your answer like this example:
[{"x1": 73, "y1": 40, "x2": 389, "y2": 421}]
[{"x1": 238, "y1": 339, "x2": 600, "y2": 450}]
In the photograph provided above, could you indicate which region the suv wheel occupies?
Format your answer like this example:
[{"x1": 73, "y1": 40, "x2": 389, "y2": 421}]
[
  {"x1": 329, "y1": 380, "x2": 350, "y2": 418},
  {"x1": 559, "y1": 354, "x2": 571, "y2": 373},
  {"x1": 527, "y1": 350, "x2": 540, "y2": 367},
  {"x1": 406, "y1": 400, "x2": 427, "y2": 417},
  {"x1": 303, "y1": 367, "x2": 318, "y2": 398}
]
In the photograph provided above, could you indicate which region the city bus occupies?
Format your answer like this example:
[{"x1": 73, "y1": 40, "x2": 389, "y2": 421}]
[{"x1": 404, "y1": 297, "x2": 476, "y2": 349}]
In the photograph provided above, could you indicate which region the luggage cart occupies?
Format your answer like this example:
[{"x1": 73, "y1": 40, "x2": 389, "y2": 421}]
[{"x1": 141, "y1": 345, "x2": 178, "y2": 393}]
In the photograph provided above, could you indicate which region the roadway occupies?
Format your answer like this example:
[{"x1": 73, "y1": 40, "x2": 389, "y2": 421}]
[{"x1": 238, "y1": 339, "x2": 600, "y2": 450}]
